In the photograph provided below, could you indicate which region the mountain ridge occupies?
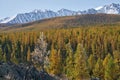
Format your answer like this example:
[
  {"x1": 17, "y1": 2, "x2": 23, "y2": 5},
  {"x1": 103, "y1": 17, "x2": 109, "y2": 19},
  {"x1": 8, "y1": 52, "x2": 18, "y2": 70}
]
[
  {"x1": 0, "y1": 3, "x2": 120, "y2": 24},
  {"x1": 1, "y1": 14, "x2": 120, "y2": 32}
]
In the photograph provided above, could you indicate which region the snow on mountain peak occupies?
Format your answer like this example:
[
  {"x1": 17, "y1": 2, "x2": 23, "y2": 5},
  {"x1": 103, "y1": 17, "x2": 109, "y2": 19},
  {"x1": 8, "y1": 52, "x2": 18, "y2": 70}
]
[
  {"x1": 0, "y1": 3, "x2": 120, "y2": 24},
  {"x1": 0, "y1": 15, "x2": 17, "y2": 23},
  {"x1": 33, "y1": 9, "x2": 43, "y2": 13},
  {"x1": 95, "y1": 6, "x2": 103, "y2": 10},
  {"x1": 97, "y1": 3, "x2": 120, "y2": 14}
]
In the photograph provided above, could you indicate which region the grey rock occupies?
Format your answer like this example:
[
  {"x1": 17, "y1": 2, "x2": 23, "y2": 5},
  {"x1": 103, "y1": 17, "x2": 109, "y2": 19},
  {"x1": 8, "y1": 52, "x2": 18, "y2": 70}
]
[{"x1": 0, "y1": 63, "x2": 55, "y2": 80}]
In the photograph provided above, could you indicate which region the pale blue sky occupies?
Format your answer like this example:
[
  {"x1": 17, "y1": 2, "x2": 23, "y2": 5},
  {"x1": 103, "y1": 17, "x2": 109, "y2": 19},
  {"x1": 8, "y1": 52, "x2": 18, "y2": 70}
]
[{"x1": 0, "y1": 0, "x2": 120, "y2": 18}]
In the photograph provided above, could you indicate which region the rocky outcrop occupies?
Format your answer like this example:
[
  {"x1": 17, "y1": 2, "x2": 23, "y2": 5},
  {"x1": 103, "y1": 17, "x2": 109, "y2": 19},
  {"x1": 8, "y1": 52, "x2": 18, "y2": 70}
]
[{"x1": 0, "y1": 62, "x2": 55, "y2": 80}]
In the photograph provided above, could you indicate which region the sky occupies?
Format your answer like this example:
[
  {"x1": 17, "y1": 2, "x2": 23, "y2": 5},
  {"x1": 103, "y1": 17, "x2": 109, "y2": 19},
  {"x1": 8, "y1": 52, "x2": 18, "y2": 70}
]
[{"x1": 0, "y1": 0, "x2": 120, "y2": 19}]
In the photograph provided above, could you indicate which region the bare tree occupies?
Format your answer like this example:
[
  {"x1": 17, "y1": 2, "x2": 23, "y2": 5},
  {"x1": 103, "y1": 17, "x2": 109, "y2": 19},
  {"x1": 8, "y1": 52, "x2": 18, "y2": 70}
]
[{"x1": 31, "y1": 32, "x2": 50, "y2": 71}]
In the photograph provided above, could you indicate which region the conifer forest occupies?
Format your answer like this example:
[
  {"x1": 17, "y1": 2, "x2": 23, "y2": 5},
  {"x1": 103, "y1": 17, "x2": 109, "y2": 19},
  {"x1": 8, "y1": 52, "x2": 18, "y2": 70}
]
[{"x1": 0, "y1": 26, "x2": 120, "y2": 80}]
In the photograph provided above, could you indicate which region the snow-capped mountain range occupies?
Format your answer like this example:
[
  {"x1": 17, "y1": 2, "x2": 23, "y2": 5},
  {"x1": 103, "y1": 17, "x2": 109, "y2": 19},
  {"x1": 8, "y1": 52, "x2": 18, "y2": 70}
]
[{"x1": 1, "y1": 3, "x2": 120, "y2": 24}]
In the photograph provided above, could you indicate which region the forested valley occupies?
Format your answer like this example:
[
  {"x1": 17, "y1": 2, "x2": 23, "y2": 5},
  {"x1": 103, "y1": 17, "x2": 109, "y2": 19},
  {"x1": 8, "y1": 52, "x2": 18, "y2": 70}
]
[{"x1": 0, "y1": 26, "x2": 120, "y2": 80}]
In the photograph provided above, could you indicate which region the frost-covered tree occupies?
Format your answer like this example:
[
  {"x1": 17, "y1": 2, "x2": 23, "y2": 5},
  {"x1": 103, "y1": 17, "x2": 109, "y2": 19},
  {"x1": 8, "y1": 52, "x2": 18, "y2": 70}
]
[{"x1": 31, "y1": 32, "x2": 50, "y2": 71}]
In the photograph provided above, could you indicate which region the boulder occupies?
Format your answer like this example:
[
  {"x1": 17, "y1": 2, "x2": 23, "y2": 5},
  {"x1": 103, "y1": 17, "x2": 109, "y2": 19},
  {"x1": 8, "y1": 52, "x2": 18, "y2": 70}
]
[{"x1": 0, "y1": 62, "x2": 55, "y2": 80}]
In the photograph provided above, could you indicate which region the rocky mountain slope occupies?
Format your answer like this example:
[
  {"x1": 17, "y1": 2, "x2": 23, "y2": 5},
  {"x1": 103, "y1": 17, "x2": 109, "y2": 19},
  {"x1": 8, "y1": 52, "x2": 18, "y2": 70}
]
[
  {"x1": 0, "y1": 3, "x2": 120, "y2": 24},
  {"x1": 1, "y1": 14, "x2": 120, "y2": 32}
]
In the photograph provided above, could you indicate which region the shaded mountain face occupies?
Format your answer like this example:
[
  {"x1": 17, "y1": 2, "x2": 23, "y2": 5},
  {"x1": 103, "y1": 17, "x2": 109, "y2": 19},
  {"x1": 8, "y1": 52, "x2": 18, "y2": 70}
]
[{"x1": 0, "y1": 3, "x2": 120, "y2": 24}]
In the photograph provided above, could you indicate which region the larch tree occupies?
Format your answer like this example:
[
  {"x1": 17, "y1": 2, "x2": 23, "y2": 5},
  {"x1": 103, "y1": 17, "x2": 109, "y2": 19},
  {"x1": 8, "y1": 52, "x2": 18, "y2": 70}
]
[
  {"x1": 11, "y1": 42, "x2": 19, "y2": 64},
  {"x1": 74, "y1": 43, "x2": 89, "y2": 80},
  {"x1": 104, "y1": 57, "x2": 116, "y2": 80},
  {"x1": 93, "y1": 58, "x2": 104, "y2": 80},
  {"x1": 113, "y1": 50, "x2": 120, "y2": 80},
  {"x1": 88, "y1": 54, "x2": 96, "y2": 78},
  {"x1": 103, "y1": 53, "x2": 111, "y2": 68},
  {"x1": 4, "y1": 44, "x2": 12, "y2": 62},
  {"x1": 65, "y1": 43, "x2": 75, "y2": 79},
  {"x1": 27, "y1": 47, "x2": 31, "y2": 62},
  {"x1": 113, "y1": 50, "x2": 120, "y2": 64},
  {"x1": 15, "y1": 41, "x2": 22, "y2": 63},
  {"x1": 49, "y1": 48, "x2": 62, "y2": 76},
  {"x1": 0, "y1": 46, "x2": 3, "y2": 61}
]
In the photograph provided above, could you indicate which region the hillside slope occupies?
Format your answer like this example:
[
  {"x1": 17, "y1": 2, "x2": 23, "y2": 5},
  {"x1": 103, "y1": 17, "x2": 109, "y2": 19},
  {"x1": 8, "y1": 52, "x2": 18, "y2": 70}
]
[{"x1": 1, "y1": 14, "x2": 120, "y2": 32}]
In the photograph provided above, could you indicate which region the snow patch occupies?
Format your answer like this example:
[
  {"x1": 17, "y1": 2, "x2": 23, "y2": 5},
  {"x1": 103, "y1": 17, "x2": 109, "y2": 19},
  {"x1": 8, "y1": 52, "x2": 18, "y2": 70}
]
[
  {"x1": 106, "y1": 9, "x2": 119, "y2": 14},
  {"x1": 0, "y1": 15, "x2": 17, "y2": 23},
  {"x1": 95, "y1": 6, "x2": 103, "y2": 10}
]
